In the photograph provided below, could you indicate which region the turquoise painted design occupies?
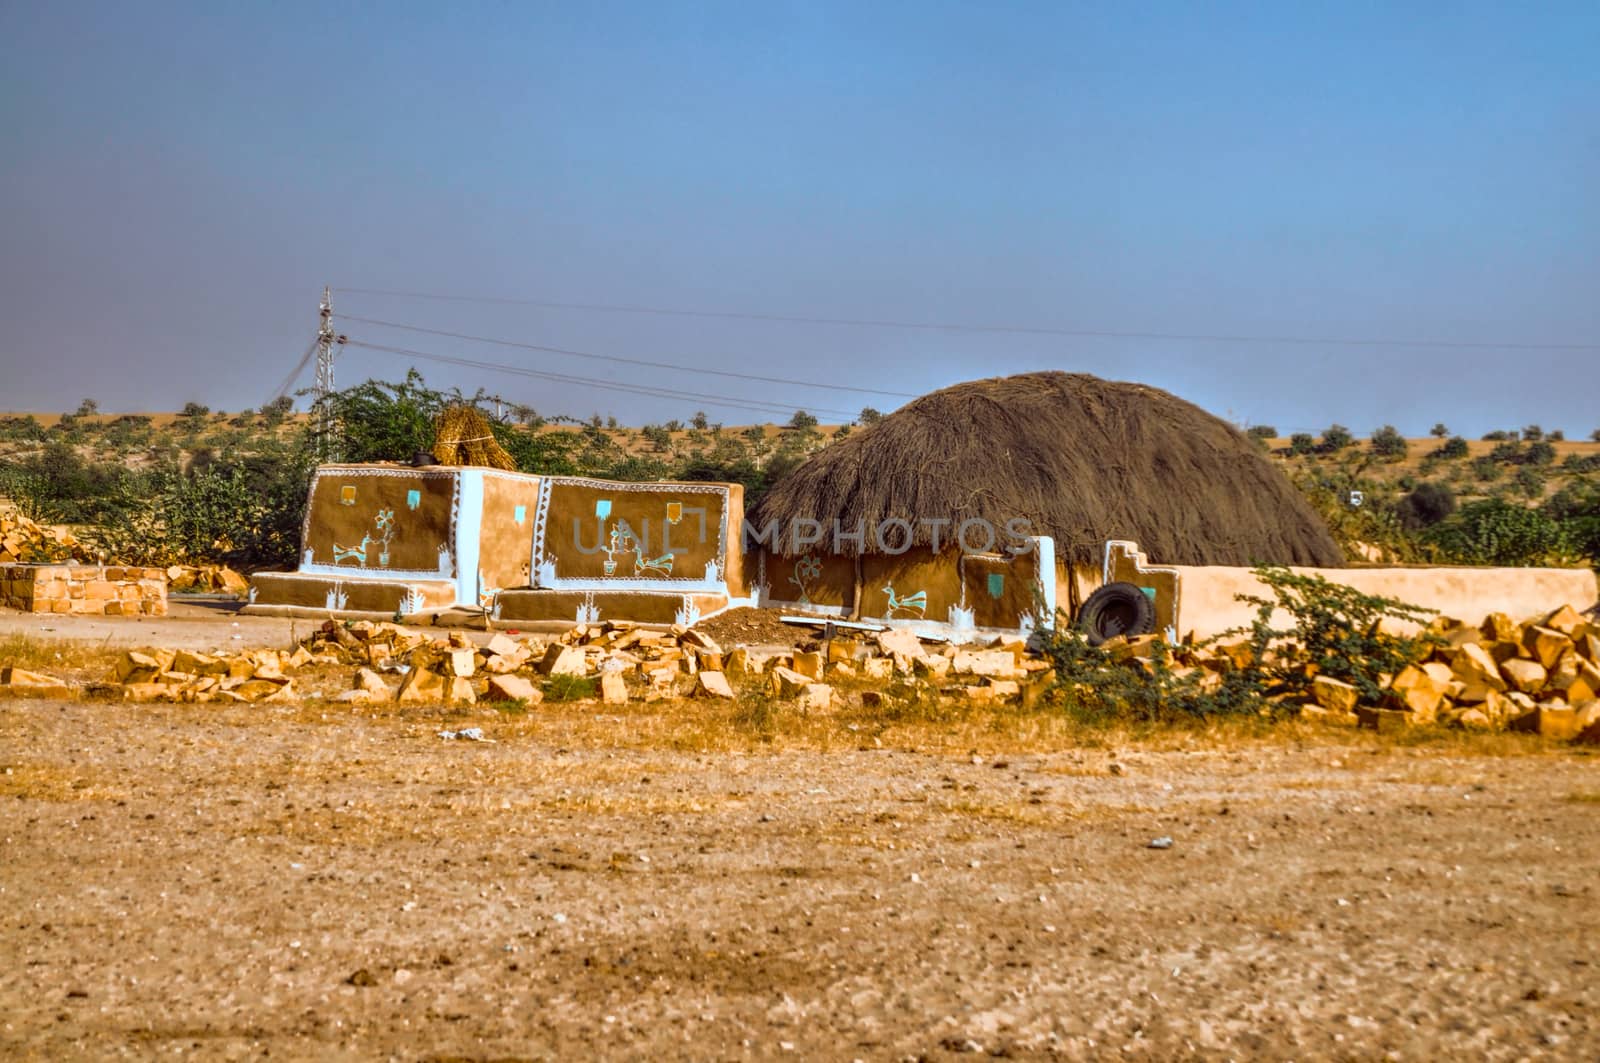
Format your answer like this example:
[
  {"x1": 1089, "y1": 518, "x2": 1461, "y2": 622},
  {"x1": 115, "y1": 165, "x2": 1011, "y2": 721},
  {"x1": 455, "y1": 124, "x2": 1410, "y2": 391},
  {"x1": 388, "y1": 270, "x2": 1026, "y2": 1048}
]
[
  {"x1": 1141, "y1": 586, "x2": 1157, "y2": 600},
  {"x1": 406, "y1": 489, "x2": 421, "y2": 511},
  {"x1": 513, "y1": 504, "x2": 526, "y2": 524},
  {"x1": 595, "y1": 499, "x2": 611, "y2": 519},
  {"x1": 987, "y1": 573, "x2": 1005, "y2": 598}
]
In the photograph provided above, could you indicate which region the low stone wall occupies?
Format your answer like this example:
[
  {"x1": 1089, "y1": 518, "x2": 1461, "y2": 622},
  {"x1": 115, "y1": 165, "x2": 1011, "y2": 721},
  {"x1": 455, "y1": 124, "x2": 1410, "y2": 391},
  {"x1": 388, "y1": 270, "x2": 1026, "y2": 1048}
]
[{"x1": 0, "y1": 564, "x2": 168, "y2": 616}]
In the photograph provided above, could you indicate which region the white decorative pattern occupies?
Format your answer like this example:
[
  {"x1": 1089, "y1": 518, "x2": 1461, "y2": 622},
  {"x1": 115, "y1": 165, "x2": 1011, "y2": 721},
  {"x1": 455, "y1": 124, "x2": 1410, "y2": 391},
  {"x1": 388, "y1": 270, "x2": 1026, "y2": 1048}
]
[
  {"x1": 674, "y1": 595, "x2": 701, "y2": 627},
  {"x1": 575, "y1": 591, "x2": 600, "y2": 625}
]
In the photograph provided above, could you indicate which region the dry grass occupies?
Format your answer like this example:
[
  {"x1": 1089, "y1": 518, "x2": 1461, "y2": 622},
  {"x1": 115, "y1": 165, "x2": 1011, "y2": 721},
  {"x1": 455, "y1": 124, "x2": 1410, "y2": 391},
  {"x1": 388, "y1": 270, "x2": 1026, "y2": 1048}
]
[
  {"x1": 220, "y1": 684, "x2": 1591, "y2": 760},
  {"x1": 0, "y1": 633, "x2": 121, "y2": 682}
]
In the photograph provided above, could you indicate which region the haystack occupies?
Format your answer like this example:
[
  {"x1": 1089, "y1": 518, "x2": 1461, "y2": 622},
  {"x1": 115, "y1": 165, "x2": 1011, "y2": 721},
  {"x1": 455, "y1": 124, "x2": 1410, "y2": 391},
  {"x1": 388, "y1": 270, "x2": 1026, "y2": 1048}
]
[
  {"x1": 432, "y1": 406, "x2": 517, "y2": 470},
  {"x1": 752, "y1": 371, "x2": 1343, "y2": 567}
]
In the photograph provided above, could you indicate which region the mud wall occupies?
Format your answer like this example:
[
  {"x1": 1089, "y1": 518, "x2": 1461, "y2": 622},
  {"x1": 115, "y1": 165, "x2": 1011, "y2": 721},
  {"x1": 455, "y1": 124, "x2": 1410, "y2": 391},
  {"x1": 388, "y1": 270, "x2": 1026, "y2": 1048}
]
[
  {"x1": 1054, "y1": 541, "x2": 1599, "y2": 638},
  {"x1": 477, "y1": 472, "x2": 542, "y2": 601},
  {"x1": 756, "y1": 539, "x2": 1055, "y2": 635},
  {"x1": 1175, "y1": 563, "x2": 1598, "y2": 638},
  {"x1": 301, "y1": 466, "x2": 459, "y2": 579},
  {"x1": 532, "y1": 478, "x2": 743, "y2": 595}
]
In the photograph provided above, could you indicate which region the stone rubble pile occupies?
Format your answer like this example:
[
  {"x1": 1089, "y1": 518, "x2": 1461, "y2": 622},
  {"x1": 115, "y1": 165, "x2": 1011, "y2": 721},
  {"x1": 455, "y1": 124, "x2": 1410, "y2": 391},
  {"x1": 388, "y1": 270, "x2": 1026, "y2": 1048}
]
[
  {"x1": 0, "y1": 509, "x2": 95, "y2": 564},
  {"x1": 8, "y1": 603, "x2": 1596, "y2": 746},
  {"x1": 1294, "y1": 604, "x2": 1599, "y2": 738},
  {"x1": 165, "y1": 565, "x2": 252, "y2": 596},
  {"x1": 73, "y1": 618, "x2": 1055, "y2": 710}
]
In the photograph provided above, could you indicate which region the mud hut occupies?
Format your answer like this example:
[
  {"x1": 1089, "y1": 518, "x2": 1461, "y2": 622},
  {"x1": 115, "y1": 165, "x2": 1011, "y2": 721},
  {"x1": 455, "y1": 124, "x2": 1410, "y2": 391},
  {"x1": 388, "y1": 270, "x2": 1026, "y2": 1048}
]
[{"x1": 749, "y1": 371, "x2": 1342, "y2": 631}]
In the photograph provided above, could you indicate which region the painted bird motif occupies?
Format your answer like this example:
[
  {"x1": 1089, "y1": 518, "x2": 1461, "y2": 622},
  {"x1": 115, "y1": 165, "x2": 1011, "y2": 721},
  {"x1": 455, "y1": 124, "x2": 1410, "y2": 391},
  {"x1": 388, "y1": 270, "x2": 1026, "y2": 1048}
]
[
  {"x1": 332, "y1": 534, "x2": 371, "y2": 566},
  {"x1": 882, "y1": 584, "x2": 927, "y2": 618}
]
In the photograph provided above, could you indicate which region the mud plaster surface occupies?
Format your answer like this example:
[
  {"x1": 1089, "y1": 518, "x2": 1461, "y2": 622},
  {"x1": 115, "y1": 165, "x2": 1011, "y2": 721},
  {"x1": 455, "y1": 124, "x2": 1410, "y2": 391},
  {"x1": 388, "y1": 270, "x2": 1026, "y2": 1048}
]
[{"x1": 2, "y1": 697, "x2": 1597, "y2": 1060}]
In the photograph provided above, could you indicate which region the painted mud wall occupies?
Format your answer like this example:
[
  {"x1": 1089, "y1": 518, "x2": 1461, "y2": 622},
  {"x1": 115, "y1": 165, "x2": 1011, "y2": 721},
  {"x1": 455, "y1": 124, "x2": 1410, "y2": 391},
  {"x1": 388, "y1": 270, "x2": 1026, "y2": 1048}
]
[
  {"x1": 532, "y1": 478, "x2": 744, "y2": 595},
  {"x1": 301, "y1": 467, "x2": 459, "y2": 578},
  {"x1": 756, "y1": 539, "x2": 1056, "y2": 635},
  {"x1": 255, "y1": 467, "x2": 754, "y2": 621}
]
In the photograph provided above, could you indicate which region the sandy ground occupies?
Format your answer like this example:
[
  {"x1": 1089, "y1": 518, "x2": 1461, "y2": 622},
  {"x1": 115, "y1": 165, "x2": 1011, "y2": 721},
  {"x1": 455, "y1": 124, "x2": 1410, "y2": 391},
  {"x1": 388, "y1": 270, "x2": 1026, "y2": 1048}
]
[
  {"x1": 0, "y1": 600, "x2": 301, "y2": 653},
  {"x1": 3, "y1": 678, "x2": 1599, "y2": 1061}
]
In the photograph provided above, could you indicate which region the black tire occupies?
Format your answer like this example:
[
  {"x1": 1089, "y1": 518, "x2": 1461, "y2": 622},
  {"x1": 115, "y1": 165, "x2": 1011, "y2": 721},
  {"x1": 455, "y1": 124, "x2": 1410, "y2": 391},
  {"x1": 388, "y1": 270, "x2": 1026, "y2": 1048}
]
[{"x1": 1076, "y1": 582, "x2": 1157, "y2": 646}]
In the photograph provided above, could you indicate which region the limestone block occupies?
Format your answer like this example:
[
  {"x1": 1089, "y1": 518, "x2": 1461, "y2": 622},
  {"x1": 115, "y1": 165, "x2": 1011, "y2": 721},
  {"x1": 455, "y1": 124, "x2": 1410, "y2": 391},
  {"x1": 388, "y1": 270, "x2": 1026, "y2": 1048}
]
[
  {"x1": 1387, "y1": 665, "x2": 1447, "y2": 720},
  {"x1": 1450, "y1": 643, "x2": 1505, "y2": 691},
  {"x1": 952, "y1": 649, "x2": 1021, "y2": 679},
  {"x1": 1480, "y1": 612, "x2": 1518, "y2": 643},
  {"x1": 1509, "y1": 706, "x2": 1578, "y2": 740},
  {"x1": 861, "y1": 657, "x2": 894, "y2": 680},
  {"x1": 600, "y1": 672, "x2": 629, "y2": 704},
  {"x1": 696, "y1": 671, "x2": 735, "y2": 699},
  {"x1": 446, "y1": 649, "x2": 477, "y2": 678},
  {"x1": 800, "y1": 683, "x2": 834, "y2": 711},
  {"x1": 770, "y1": 666, "x2": 812, "y2": 698},
  {"x1": 487, "y1": 674, "x2": 541, "y2": 704},
  {"x1": 396, "y1": 666, "x2": 445, "y2": 703},
  {"x1": 1499, "y1": 657, "x2": 1548, "y2": 695},
  {"x1": 354, "y1": 668, "x2": 391, "y2": 696},
  {"x1": 539, "y1": 644, "x2": 588, "y2": 677},
  {"x1": 1522, "y1": 626, "x2": 1572, "y2": 670},
  {"x1": 1312, "y1": 675, "x2": 1360, "y2": 714},
  {"x1": 790, "y1": 651, "x2": 824, "y2": 680},
  {"x1": 1544, "y1": 605, "x2": 1585, "y2": 636}
]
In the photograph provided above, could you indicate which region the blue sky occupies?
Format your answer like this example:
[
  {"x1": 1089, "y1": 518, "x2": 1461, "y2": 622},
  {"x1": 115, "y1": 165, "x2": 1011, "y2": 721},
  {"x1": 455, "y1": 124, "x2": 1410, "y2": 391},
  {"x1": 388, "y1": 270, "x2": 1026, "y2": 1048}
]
[{"x1": 2, "y1": 1, "x2": 1596, "y2": 434}]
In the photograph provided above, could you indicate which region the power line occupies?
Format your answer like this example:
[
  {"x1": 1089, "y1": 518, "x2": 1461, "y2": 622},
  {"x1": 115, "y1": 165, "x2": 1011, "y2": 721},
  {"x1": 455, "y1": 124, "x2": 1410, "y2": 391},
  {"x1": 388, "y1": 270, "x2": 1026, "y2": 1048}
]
[
  {"x1": 341, "y1": 338, "x2": 861, "y2": 420},
  {"x1": 335, "y1": 286, "x2": 1600, "y2": 352},
  {"x1": 270, "y1": 335, "x2": 320, "y2": 404},
  {"x1": 333, "y1": 313, "x2": 919, "y2": 399}
]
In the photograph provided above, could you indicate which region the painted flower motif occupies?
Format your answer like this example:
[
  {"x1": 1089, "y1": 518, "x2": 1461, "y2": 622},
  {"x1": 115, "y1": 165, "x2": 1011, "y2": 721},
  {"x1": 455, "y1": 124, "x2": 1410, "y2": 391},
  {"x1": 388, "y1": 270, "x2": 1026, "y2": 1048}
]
[
  {"x1": 375, "y1": 508, "x2": 395, "y2": 532},
  {"x1": 794, "y1": 554, "x2": 822, "y2": 581}
]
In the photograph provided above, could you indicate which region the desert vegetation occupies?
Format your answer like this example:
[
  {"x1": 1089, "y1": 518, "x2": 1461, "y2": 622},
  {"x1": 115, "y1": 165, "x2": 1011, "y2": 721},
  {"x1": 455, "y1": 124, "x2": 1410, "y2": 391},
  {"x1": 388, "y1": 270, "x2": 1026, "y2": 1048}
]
[{"x1": 3, "y1": 378, "x2": 1599, "y2": 574}]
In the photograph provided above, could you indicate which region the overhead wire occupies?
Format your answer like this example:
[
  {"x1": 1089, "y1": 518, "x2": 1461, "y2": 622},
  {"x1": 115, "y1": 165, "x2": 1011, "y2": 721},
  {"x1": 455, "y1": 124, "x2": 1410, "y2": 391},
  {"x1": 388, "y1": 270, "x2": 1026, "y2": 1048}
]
[
  {"x1": 270, "y1": 336, "x2": 320, "y2": 404},
  {"x1": 335, "y1": 286, "x2": 1600, "y2": 352},
  {"x1": 340, "y1": 338, "x2": 861, "y2": 420},
  {"x1": 333, "y1": 313, "x2": 919, "y2": 399}
]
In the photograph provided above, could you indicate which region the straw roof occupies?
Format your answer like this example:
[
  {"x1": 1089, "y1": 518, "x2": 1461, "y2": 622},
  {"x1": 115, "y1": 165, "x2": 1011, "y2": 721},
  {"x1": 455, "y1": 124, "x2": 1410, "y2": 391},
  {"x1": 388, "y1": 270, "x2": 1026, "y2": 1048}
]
[
  {"x1": 751, "y1": 371, "x2": 1343, "y2": 567},
  {"x1": 432, "y1": 405, "x2": 517, "y2": 471}
]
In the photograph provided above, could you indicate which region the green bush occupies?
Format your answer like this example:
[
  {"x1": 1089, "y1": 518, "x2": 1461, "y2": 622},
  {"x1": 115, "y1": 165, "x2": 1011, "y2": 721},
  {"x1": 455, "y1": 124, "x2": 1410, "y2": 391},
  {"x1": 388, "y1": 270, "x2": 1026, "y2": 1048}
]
[
  {"x1": 1231, "y1": 567, "x2": 1436, "y2": 704},
  {"x1": 1369, "y1": 425, "x2": 1407, "y2": 459},
  {"x1": 1038, "y1": 567, "x2": 1436, "y2": 720},
  {"x1": 1319, "y1": 424, "x2": 1353, "y2": 452},
  {"x1": 1397, "y1": 482, "x2": 1456, "y2": 529},
  {"x1": 1424, "y1": 499, "x2": 1569, "y2": 566}
]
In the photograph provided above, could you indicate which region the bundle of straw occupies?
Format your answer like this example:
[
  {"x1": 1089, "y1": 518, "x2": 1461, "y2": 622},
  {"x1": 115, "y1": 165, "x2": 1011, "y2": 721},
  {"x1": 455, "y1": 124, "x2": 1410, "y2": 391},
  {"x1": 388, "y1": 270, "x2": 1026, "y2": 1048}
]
[{"x1": 431, "y1": 405, "x2": 517, "y2": 470}]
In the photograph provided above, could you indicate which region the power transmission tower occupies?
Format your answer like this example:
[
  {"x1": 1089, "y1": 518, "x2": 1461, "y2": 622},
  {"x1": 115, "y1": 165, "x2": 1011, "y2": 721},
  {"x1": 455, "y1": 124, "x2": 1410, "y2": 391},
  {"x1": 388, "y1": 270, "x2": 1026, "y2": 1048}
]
[{"x1": 313, "y1": 286, "x2": 345, "y2": 459}]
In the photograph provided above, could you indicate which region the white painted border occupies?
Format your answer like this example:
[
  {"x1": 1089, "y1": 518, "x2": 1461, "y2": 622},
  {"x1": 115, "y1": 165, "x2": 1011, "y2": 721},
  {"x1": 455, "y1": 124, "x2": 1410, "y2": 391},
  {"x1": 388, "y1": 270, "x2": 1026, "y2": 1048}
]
[{"x1": 454, "y1": 469, "x2": 485, "y2": 607}]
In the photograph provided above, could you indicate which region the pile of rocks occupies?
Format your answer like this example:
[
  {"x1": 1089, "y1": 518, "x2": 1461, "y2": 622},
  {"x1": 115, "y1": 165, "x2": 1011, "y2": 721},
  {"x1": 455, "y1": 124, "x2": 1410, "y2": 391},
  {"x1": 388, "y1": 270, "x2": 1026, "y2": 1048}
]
[
  {"x1": 312, "y1": 620, "x2": 1053, "y2": 710},
  {"x1": 165, "y1": 565, "x2": 251, "y2": 596},
  {"x1": 109, "y1": 644, "x2": 320, "y2": 703},
  {"x1": 82, "y1": 619, "x2": 1055, "y2": 710},
  {"x1": 0, "y1": 509, "x2": 95, "y2": 564},
  {"x1": 1300, "y1": 605, "x2": 1599, "y2": 738},
  {"x1": 23, "y1": 604, "x2": 1598, "y2": 746}
]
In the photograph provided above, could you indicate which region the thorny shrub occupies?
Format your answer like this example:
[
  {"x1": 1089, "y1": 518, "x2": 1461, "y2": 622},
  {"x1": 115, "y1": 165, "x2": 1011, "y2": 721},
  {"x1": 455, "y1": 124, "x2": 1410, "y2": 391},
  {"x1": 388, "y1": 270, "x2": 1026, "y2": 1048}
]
[{"x1": 1039, "y1": 566, "x2": 1436, "y2": 721}]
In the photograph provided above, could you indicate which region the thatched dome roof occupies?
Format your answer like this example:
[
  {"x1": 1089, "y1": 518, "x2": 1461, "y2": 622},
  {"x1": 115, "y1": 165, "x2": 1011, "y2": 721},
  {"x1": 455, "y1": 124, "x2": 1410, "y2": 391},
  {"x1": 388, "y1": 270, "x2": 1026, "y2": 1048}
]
[{"x1": 752, "y1": 371, "x2": 1343, "y2": 567}]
